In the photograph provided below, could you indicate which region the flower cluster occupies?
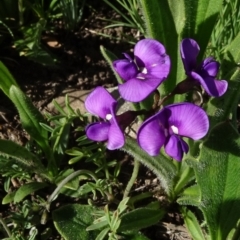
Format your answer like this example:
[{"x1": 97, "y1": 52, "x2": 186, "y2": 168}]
[{"x1": 85, "y1": 38, "x2": 228, "y2": 161}]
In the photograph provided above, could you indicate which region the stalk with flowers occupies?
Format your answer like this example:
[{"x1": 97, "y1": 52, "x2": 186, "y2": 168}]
[
  {"x1": 84, "y1": 0, "x2": 240, "y2": 239},
  {"x1": 0, "y1": 0, "x2": 239, "y2": 239}
]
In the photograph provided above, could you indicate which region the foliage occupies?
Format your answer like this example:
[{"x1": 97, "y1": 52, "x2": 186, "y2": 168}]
[
  {"x1": 0, "y1": 0, "x2": 86, "y2": 65},
  {"x1": 0, "y1": 0, "x2": 240, "y2": 239}
]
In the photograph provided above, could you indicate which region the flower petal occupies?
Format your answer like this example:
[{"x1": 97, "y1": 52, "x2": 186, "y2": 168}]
[
  {"x1": 107, "y1": 102, "x2": 125, "y2": 150},
  {"x1": 134, "y1": 39, "x2": 167, "y2": 66},
  {"x1": 190, "y1": 71, "x2": 228, "y2": 97},
  {"x1": 118, "y1": 75, "x2": 164, "y2": 102},
  {"x1": 202, "y1": 57, "x2": 220, "y2": 77},
  {"x1": 164, "y1": 135, "x2": 188, "y2": 161},
  {"x1": 107, "y1": 122, "x2": 125, "y2": 150},
  {"x1": 165, "y1": 103, "x2": 209, "y2": 140},
  {"x1": 85, "y1": 122, "x2": 110, "y2": 141},
  {"x1": 137, "y1": 115, "x2": 165, "y2": 156},
  {"x1": 180, "y1": 38, "x2": 199, "y2": 73},
  {"x1": 146, "y1": 56, "x2": 171, "y2": 79},
  {"x1": 85, "y1": 87, "x2": 116, "y2": 119},
  {"x1": 113, "y1": 54, "x2": 138, "y2": 81}
]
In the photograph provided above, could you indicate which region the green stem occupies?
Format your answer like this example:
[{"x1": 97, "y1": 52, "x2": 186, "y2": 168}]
[
  {"x1": 46, "y1": 170, "x2": 98, "y2": 210},
  {"x1": 0, "y1": 216, "x2": 11, "y2": 238},
  {"x1": 123, "y1": 159, "x2": 140, "y2": 198},
  {"x1": 104, "y1": 167, "x2": 113, "y2": 195}
]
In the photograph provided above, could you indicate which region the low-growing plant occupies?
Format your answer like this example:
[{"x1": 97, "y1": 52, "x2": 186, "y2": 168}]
[{"x1": 1, "y1": 0, "x2": 240, "y2": 239}]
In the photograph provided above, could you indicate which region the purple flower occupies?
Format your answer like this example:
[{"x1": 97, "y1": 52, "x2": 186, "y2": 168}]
[
  {"x1": 85, "y1": 86, "x2": 124, "y2": 150},
  {"x1": 113, "y1": 38, "x2": 171, "y2": 102},
  {"x1": 137, "y1": 103, "x2": 209, "y2": 161},
  {"x1": 180, "y1": 38, "x2": 228, "y2": 97}
]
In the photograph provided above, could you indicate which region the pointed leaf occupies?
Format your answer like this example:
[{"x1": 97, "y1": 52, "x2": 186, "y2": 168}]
[
  {"x1": 0, "y1": 61, "x2": 18, "y2": 97},
  {"x1": 177, "y1": 184, "x2": 201, "y2": 207},
  {"x1": 0, "y1": 139, "x2": 48, "y2": 178},
  {"x1": 180, "y1": 207, "x2": 206, "y2": 240},
  {"x1": 9, "y1": 86, "x2": 48, "y2": 142},
  {"x1": 119, "y1": 207, "x2": 165, "y2": 232},
  {"x1": 14, "y1": 182, "x2": 48, "y2": 203}
]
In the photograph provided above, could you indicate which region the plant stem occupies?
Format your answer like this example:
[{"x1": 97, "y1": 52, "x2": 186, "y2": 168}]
[
  {"x1": 0, "y1": 216, "x2": 11, "y2": 238},
  {"x1": 46, "y1": 170, "x2": 98, "y2": 210},
  {"x1": 123, "y1": 159, "x2": 140, "y2": 198}
]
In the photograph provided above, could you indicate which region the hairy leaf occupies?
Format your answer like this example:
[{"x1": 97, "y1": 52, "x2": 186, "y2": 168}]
[
  {"x1": 187, "y1": 122, "x2": 240, "y2": 240},
  {"x1": 53, "y1": 204, "x2": 98, "y2": 240}
]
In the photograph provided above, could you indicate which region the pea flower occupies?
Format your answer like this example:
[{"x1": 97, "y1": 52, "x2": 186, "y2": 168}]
[
  {"x1": 180, "y1": 38, "x2": 228, "y2": 97},
  {"x1": 85, "y1": 86, "x2": 124, "y2": 150},
  {"x1": 137, "y1": 103, "x2": 209, "y2": 161},
  {"x1": 113, "y1": 38, "x2": 171, "y2": 102}
]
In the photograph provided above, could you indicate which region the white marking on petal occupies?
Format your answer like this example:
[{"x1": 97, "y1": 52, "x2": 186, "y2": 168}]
[
  {"x1": 141, "y1": 67, "x2": 148, "y2": 74},
  {"x1": 171, "y1": 125, "x2": 179, "y2": 134},
  {"x1": 137, "y1": 76, "x2": 145, "y2": 80},
  {"x1": 106, "y1": 114, "x2": 112, "y2": 120},
  {"x1": 151, "y1": 63, "x2": 157, "y2": 67}
]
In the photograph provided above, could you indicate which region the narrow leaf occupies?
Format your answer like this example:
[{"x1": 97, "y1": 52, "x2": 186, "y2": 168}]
[
  {"x1": 180, "y1": 206, "x2": 206, "y2": 240},
  {"x1": 0, "y1": 61, "x2": 18, "y2": 97},
  {"x1": 119, "y1": 207, "x2": 165, "y2": 232},
  {"x1": 14, "y1": 182, "x2": 48, "y2": 203},
  {"x1": 9, "y1": 85, "x2": 48, "y2": 142}
]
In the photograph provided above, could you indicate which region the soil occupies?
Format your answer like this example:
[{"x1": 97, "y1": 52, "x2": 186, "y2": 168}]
[{"x1": 0, "y1": 1, "x2": 191, "y2": 239}]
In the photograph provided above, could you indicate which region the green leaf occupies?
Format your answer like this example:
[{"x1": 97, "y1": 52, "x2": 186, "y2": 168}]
[
  {"x1": 53, "y1": 204, "x2": 98, "y2": 240},
  {"x1": 0, "y1": 139, "x2": 49, "y2": 179},
  {"x1": 182, "y1": 0, "x2": 224, "y2": 59},
  {"x1": 2, "y1": 191, "x2": 16, "y2": 204},
  {"x1": 122, "y1": 137, "x2": 176, "y2": 198},
  {"x1": 0, "y1": 61, "x2": 18, "y2": 97},
  {"x1": 119, "y1": 207, "x2": 165, "y2": 232},
  {"x1": 187, "y1": 122, "x2": 240, "y2": 240},
  {"x1": 9, "y1": 85, "x2": 48, "y2": 143},
  {"x1": 95, "y1": 227, "x2": 109, "y2": 240},
  {"x1": 177, "y1": 184, "x2": 201, "y2": 207},
  {"x1": 121, "y1": 231, "x2": 150, "y2": 240},
  {"x1": 14, "y1": 182, "x2": 48, "y2": 203},
  {"x1": 8, "y1": 86, "x2": 56, "y2": 174},
  {"x1": 206, "y1": 32, "x2": 240, "y2": 128},
  {"x1": 180, "y1": 207, "x2": 206, "y2": 240}
]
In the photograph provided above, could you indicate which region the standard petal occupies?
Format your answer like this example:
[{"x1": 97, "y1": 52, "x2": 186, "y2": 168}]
[
  {"x1": 85, "y1": 122, "x2": 110, "y2": 141},
  {"x1": 202, "y1": 58, "x2": 220, "y2": 77},
  {"x1": 85, "y1": 87, "x2": 116, "y2": 119},
  {"x1": 137, "y1": 115, "x2": 165, "y2": 156},
  {"x1": 165, "y1": 103, "x2": 209, "y2": 140},
  {"x1": 118, "y1": 75, "x2": 164, "y2": 102},
  {"x1": 146, "y1": 55, "x2": 171, "y2": 79},
  {"x1": 190, "y1": 71, "x2": 228, "y2": 97},
  {"x1": 164, "y1": 135, "x2": 185, "y2": 161},
  {"x1": 134, "y1": 39, "x2": 168, "y2": 68},
  {"x1": 180, "y1": 38, "x2": 199, "y2": 73},
  {"x1": 113, "y1": 56, "x2": 138, "y2": 81}
]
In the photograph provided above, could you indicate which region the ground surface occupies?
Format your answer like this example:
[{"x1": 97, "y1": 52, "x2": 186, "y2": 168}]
[{"x1": 0, "y1": 2, "x2": 191, "y2": 239}]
